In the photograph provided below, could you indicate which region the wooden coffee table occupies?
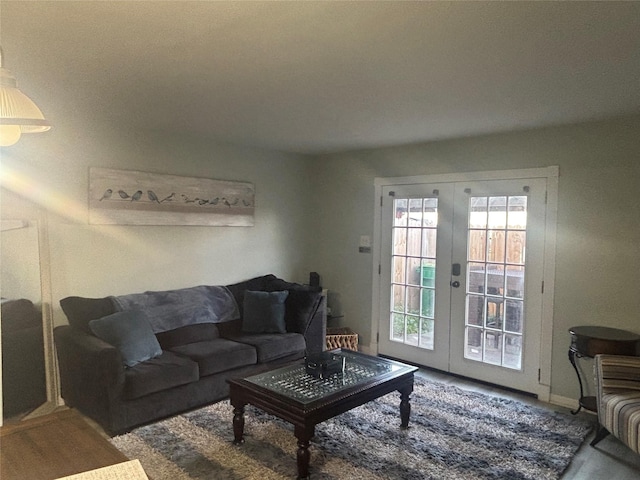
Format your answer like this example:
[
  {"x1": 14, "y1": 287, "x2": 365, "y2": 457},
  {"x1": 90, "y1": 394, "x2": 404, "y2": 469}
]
[{"x1": 228, "y1": 349, "x2": 418, "y2": 479}]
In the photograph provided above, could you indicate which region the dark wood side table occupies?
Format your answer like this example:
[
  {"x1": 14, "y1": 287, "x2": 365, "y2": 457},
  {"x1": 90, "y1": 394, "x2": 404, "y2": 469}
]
[{"x1": 568, "y1": 325, "x2": 640, "y2": 414}]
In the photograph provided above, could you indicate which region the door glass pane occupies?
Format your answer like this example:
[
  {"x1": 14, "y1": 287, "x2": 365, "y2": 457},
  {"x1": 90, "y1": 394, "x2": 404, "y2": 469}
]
[
  {"x1": 420, "y1": 319, "x2": 434, "y2": 349},
  {"x1": 505, "y1": 299, "x2": 523, "y2": 333},
  {"x1": 392, "y1": 313, "x2": 404, "y2": 341},
  {"x1": 421, "y1": 288, "x2": 434, "y2": 318},
  {"x1": 464, "y1": 194, "x2": 526, "y2": 370},
  {"x1": 408, "y1": 199, "x2": 422, "y2": 225},
  {"x1": 468, "y1": 230, "x2": 486, "y2": 261},
  {"x1": 466, "y1": 327, "x2": 483, "y2": 361},
  {"x1": 488, "y1": 230, "x2": 506, "y2": 263},
  {"x1": 394, "y1": 199, "x2": 408, "y2": 226},
  {"x1": 487, "y1": 264, "x2": 505, "y2": 295},
  {"x1": 506, "y1": 231, "x2": 526, "y2": 264},
  {"x1": 406, "y1": 286, "x2": 420, "y2": 315},
  {"x1": 406, "y1": 315, "x2": 419, "y2": 346},
  {"x1": 507, "y1": 196, "x2": 527, "y2": 229},
  {"x1": 467, "y1": 262, "x2": 485, "y2": 294},
  {"x1": 421, "y1": 259, "x2": 436, "y2": 287},
  {"x1": 469, "y1": 197, "x2": 488, "y2": 228},
  {"x1": 392, "y1": 284, "x2": 405, "y2": 312},
  {"x1": 389, "y1": 196, "x2": 438, "y2": 350},
  {"x1": 423, "y1": 198, "x2": 438, "y2": 226},
  {"x1": 407, "y1": 257, "x2": 421, "y2": 286},
  {"x1": 484, "y1": 331, "x2": 503, "y2": 365},
  {"x1": 466, "y1": 295, "x2": 483, "y2": 326},
  {"x1": 392, "y1": 256, "x2": 406, "y2": 284},
  {"x1": 485, "y1": 297, "x2": 503, "y2": 329},
  {"x1": 393, "y1": 227, "x2": 406, "y2": 255},
  {"x1": 407, "y1": 228, "x2": 421, "y2": 257},
  {"x1": 504, "y1": 334, "x2": 522, "y2": 369},
  {"x1": 488, "y1": 196, "x2": 507, "y2": 228},
  {"x1": 506, "y1": 265, "x2": 525, "y2": 298},
  {"x1": 422, "y1": 228, "x2": 437, "y2": 258}
]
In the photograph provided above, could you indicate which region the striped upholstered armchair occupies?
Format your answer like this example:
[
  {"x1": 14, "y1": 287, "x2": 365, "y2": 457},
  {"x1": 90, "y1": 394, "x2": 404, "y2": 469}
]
[{"x1": 590, "y1": 354, "x2": 640, "y2": 454}]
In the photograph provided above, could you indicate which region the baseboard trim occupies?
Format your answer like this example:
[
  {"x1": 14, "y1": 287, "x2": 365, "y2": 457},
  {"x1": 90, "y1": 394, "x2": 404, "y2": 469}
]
[
  {"x1": 22, "y1": 401, "x2": 60, "y2": 421},
  {"x1": 359, "y1": 343, "x2": 375, "y2": 355},
  {"x1": 548, "y1": 394, "x2": 595, "y2": 413}
]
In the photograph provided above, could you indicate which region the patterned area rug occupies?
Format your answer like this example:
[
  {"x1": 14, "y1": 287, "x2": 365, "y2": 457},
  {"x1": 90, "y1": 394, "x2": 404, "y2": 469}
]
[{"x1": 111, "y1": 378, "x2": 592, "y2": 479}]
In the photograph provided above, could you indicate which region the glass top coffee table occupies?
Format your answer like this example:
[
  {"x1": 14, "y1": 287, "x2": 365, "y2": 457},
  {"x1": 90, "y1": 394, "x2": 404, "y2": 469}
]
[{"x1": 228, "y1": 349, "x2": 418, "y2": 479}]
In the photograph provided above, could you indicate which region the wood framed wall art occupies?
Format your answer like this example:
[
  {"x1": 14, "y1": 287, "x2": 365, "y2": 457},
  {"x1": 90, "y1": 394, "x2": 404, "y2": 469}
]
[{"x1": 89, "y1": 168, "x2": 255, "y2": 226}]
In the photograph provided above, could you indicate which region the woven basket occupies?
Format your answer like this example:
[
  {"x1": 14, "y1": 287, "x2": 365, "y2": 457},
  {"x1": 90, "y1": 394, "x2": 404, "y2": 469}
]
[{"x1": 326, "y1": 327, "x2": 358, "y2": 351}]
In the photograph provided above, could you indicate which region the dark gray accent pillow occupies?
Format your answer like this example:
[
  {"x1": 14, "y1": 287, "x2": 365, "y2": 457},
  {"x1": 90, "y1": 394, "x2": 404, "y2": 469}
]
[
  {"x1": 60, "y1": 296, "x2": 116, "y2": 333},
  {"x1": 242, "y1": 290, "x2": 289, "y2": 334},
  {"x1": 89, "y1": 310, "x2": 162, "y2": 367},
  {"x1": 226, "y1": 275, "x2": 274, "y2": 316}
]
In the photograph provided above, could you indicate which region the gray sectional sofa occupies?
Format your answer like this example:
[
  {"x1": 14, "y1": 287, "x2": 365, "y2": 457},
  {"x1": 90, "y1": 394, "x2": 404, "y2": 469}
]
[{"x1": 54, "y1": 274, "x2": 326, "y2": 435}]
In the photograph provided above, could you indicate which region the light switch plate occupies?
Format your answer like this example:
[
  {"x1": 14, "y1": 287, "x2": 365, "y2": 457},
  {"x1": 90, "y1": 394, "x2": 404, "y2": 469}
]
[{"x1": 359, "y1": 235, "x2": 371, "y2": 247}]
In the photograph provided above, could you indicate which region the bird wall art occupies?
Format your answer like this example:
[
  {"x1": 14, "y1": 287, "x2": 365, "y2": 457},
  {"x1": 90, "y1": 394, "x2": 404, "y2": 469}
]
[{"x1": 89, "y1": 167, "x2": 255, "y2": 226}]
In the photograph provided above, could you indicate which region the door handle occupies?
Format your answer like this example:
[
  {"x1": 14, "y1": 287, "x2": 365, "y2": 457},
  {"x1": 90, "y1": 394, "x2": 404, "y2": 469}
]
[
  {"x1": 452, "y1": 263, "x2": 461, "y2": 276},
  {"x1": 451, "y1": 280, "x2": 460, "y2": 288}
]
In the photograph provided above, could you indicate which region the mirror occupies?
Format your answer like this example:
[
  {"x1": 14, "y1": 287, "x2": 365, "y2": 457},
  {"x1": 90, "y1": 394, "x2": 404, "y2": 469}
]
[{"x1": 1, "y1": 219, "x2": 48, "y2": 422}]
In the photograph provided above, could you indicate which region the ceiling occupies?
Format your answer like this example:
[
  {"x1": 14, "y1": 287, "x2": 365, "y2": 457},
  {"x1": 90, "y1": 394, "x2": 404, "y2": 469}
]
[{"x1": 2, "y1": 1, "x2": 640, "y2": 154}]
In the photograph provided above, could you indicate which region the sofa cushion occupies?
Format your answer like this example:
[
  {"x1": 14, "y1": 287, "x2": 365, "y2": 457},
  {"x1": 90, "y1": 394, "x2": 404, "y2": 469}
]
[
  {"x1": 226, "y1": 332, "x2": 306, "y2": 363},
  {"x1": 123, "y1": 351, "x2": 199, "y2": 400},
  {"x1": 89, "y1": 310, "x2": 162, "y2": 367},
  {"x1": 156, "y1": 323, "x2": 220, "y2": 349},
  {"x1": 60, "y1": 296, "x2": 116, "y2": 334},
  {"x1": 169, "y1": 338, "x2": 257, "y2": 377},
  {"x1": 285, "y1": 290, "x2": 323, "y2": 334},
  {"x1": 216, "y1": 318, "x2": 242, "y2": 338},
  {"x1": 242, "y1": 290, "x2": 289, "y2": 334}
]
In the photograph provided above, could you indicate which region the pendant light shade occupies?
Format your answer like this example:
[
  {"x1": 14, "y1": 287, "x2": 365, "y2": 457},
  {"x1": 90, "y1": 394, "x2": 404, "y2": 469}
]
[{"x1": 0, "y1": 48, "x2": 50, "y2": 147}]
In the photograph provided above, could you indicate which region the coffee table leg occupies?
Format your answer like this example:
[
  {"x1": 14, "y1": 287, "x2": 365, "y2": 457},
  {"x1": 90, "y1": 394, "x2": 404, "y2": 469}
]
[
  {"x1": 399, "y1": 383, "x2": 414, "y2": 429},
  {"x1": 232, "y1": 404, "x2": 246, "y2": 445},
  {"x1": 294, "y1": 425, "x2": 314, "y2": 479}
]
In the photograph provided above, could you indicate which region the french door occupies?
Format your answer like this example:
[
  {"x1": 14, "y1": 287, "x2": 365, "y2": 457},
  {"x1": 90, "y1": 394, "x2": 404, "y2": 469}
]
[{"x1": 377, "y1": 175, "x2": 549, "y2": 395}]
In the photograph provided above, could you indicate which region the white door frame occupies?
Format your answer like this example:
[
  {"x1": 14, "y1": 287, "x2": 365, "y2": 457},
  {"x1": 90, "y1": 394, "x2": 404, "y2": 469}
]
[{"x1": 372, "y1": 167, "x2": 558, "y2": 401}]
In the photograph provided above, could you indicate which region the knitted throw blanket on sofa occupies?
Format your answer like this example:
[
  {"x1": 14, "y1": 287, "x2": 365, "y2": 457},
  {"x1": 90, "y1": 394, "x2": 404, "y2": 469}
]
[{"x1": 112, "y1": 285, "x2": 239, "y2": 333}]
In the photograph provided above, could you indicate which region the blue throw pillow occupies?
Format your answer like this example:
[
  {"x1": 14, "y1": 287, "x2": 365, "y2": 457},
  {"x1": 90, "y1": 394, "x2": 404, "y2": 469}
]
[
  {"x1": 89, "y1": 310, "x2": 162, "y2": 367},
  {"x1": 242, "y1": 290, "x2": 289, "y2": 334}
]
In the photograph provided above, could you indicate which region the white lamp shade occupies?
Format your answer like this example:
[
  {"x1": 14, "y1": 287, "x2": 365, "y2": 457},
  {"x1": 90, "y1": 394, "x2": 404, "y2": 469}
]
[{"x1": 0, "y1": 64, "x2": 50, "y2": 146}]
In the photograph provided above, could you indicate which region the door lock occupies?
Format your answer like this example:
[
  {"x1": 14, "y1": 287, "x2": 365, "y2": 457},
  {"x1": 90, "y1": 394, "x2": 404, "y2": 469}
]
[{"x1": 451, "y1": 280, "x2": 461, "y2": 288}]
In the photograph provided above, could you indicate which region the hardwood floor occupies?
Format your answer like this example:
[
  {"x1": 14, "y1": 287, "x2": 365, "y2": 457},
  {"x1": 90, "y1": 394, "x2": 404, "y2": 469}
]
[
  {"x1": 417, "y1": 368, "x2": 640, "y2": 480},
  {"x1": 0, "y1": 408, "x2": 129, "y2": 480},
  {"x1": 2, "y1": 370, "x2": 639, "y2": 479}
]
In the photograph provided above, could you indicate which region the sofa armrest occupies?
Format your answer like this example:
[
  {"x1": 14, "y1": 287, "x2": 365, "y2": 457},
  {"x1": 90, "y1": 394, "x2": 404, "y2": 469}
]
[
  {"x1": 304, "y1": 295, "x2": 327, "y2": 355},
  {"x1": 54, "y1": 325, "x2": 125, "y2": 423}
]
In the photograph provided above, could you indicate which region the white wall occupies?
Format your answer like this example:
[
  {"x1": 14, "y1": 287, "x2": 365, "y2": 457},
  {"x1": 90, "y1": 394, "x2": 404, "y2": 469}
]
[
  {"x1": 2, "y1": 47, "x2": 638, "y2": 407},
  {"x1": 3, "y1": 109, "x2": 638, "y2": 406},
  {"x1": 309, "y1": 114, "x2": 640, "y2": 401},
  {"x1": 1, "y1": 124, "x2": 317, "y2": 329}
]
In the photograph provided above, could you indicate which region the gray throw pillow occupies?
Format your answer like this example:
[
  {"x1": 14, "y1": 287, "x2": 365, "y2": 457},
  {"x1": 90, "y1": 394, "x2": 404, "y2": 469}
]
[
  {"x1": 242, "y1": 290, "x2": 289, "y2": 334},
  {"x1": 89, "y1": 309, "x2": 162, "y2": 367}
]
